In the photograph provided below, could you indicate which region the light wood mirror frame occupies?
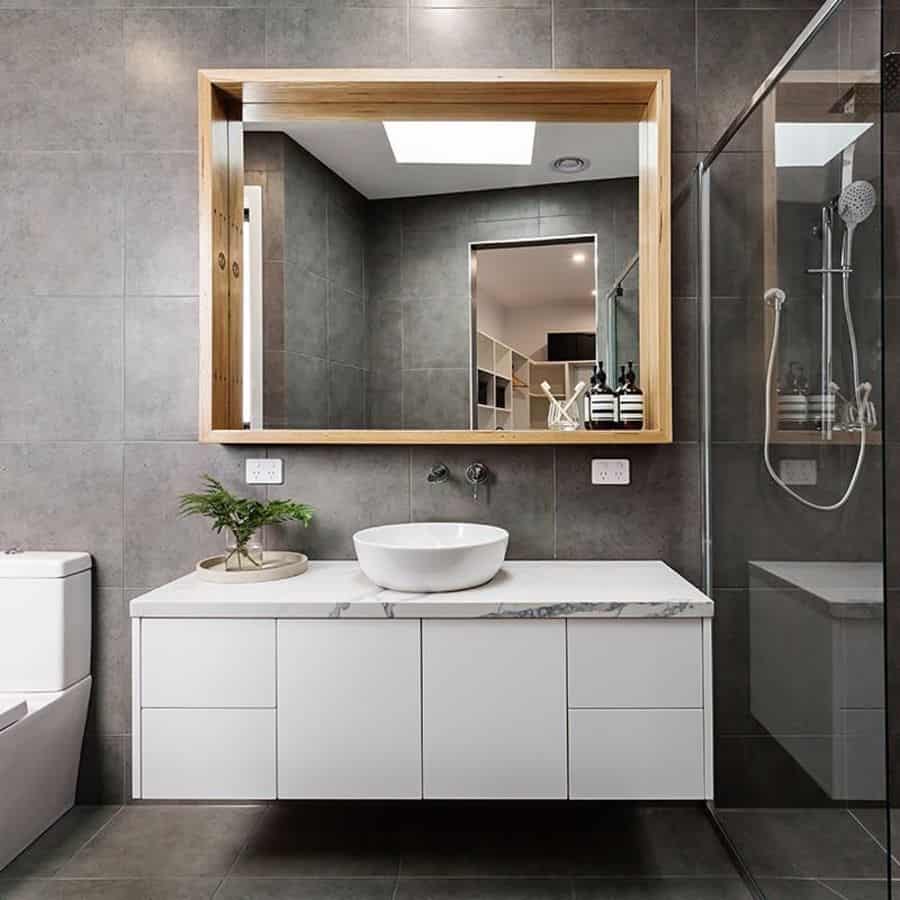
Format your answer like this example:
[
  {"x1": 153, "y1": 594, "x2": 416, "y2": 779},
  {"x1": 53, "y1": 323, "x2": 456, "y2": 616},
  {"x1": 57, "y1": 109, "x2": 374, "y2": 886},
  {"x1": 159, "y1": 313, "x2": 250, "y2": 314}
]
[{"x1": 198, "y1": 68, "x2": 671, "y2": 444}]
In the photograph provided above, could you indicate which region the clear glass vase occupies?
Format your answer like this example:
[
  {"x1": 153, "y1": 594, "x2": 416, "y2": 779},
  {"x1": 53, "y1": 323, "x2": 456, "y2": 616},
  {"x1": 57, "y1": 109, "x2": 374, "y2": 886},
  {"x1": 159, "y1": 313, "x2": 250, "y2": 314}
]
[{"x1": 224, "y1": 532, "x2": 264, "y2": 571}]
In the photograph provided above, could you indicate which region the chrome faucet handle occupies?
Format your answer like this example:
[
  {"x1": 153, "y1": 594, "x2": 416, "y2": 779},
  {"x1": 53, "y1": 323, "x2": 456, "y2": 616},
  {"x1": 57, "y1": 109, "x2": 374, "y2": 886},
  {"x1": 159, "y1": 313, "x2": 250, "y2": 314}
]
[
  {"x1": 427, "y1": 463, "x2": 450, "y2": 485},
  {"x1": 464, "y1": 462, "x2": 489, "y2": 501}
]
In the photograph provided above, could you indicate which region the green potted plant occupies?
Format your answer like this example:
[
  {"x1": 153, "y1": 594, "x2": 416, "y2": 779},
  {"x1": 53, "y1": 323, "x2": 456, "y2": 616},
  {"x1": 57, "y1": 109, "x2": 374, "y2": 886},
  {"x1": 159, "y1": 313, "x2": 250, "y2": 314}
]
[{"x1": 179, "y1": 475, "x2": 313, "y2": 571}]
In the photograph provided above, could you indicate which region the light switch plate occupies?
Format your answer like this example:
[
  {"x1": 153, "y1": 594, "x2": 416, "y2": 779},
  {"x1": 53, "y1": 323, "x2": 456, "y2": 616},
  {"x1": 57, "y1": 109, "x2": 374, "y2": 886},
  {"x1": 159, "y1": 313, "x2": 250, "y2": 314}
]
[
  {"x1": 246, "y1": 458, "x2": 283, "y2": 485},
  {"x1": 779, "y1": 458, "x2": 817, "y2": 486},
  {"x1": 591, "y1": 458, "x2": 630, "y2": 485}
]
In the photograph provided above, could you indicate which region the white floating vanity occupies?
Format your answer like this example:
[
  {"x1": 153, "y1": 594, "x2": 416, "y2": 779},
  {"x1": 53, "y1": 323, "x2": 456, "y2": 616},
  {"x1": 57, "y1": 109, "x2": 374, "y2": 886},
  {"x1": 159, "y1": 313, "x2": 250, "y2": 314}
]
[{"x1": 130, "y1": 561, "x2": 714, "y2": 802}]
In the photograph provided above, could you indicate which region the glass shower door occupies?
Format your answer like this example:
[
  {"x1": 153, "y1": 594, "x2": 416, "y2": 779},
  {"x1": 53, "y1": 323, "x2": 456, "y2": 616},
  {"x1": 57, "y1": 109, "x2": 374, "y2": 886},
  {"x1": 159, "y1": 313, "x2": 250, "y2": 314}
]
[{"x1": 700, "y1": 0, "x2": 891, "y2": 896}]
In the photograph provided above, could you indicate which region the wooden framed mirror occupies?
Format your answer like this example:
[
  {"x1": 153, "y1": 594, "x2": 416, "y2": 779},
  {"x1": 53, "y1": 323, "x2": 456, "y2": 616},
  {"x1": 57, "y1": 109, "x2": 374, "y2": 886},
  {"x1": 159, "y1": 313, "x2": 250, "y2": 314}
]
[{"x1": 198, "y1": 69, "x2": 671, "y2": 444}]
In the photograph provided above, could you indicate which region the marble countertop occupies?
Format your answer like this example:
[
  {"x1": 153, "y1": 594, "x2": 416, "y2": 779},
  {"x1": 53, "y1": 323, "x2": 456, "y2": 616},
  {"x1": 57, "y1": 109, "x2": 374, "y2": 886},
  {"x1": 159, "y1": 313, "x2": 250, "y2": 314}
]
[
  {"x1": 749, "y1": 561, "x2": 883, "y2": 620},
  {"x1": 129, "y1": 560, "x2": 713, "y2": 619}
]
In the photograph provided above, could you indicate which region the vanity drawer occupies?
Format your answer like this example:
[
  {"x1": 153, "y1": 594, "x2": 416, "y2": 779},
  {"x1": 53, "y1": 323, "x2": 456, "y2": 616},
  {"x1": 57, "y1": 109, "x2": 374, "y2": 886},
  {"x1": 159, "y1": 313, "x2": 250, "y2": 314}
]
[
  {"x1": 142, "y1": 708, "x2": 276, "y2": 799},
  {"x1": 568, "y1": 709, "x2": 704, "y2": 799},
  {"x1": 567, "y1": 619, "x2": 702, "y2": 709},
  {"x1": 141, "y1": 619, "x2": 275, "y2": 708}
]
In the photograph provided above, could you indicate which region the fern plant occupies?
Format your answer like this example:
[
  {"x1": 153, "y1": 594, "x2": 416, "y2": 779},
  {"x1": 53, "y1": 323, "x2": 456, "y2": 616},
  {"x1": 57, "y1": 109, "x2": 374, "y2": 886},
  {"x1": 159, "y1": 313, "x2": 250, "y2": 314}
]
[{"x1": 179, "y1": 474, "x2": 313, "y2": 568}]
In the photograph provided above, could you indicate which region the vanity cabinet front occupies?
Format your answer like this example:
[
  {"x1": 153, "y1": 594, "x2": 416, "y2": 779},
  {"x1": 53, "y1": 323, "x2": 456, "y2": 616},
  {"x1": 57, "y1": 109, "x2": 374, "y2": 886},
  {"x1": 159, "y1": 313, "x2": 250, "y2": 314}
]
[
  {"x1": 422, "y1": 620, "x2": 567, "y2": 799},
  {"x1": 277, "y1": 620, "x2": 422, "y2": 799},
  {"x1": 132, "y1": 606, "x2": 712, "y2": 801}
]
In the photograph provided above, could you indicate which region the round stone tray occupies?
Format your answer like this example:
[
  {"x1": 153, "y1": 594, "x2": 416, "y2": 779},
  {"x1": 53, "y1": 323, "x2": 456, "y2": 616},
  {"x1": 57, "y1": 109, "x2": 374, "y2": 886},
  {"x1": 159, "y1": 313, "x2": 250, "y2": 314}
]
[{"x1": 196, "y1": 551, "x2": 308, "y2": 584}]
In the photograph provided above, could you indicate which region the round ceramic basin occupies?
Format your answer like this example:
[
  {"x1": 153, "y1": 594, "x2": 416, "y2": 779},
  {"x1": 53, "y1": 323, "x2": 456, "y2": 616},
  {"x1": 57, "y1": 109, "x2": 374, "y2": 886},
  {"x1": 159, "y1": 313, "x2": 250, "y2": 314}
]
[{"x1": 353, "y1": 522, "x2": 509, "y2": 593}]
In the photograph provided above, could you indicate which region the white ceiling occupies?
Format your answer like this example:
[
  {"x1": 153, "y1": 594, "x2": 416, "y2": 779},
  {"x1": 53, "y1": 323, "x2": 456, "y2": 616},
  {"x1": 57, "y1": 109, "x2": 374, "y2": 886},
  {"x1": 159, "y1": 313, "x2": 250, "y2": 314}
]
[
  {"x1": 475, "y1": 240, "x2": 596, "y2": 309},
  {"x1": 245, "y1": 120, "x2": 639, "y2": 199}
]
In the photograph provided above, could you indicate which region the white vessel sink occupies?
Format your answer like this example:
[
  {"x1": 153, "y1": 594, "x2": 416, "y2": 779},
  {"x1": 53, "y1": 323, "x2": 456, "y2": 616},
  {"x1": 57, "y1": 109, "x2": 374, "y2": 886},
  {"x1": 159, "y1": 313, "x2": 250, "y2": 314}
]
[{"x1": 353, "y1": 523, "x2": 509, "y2": 593}]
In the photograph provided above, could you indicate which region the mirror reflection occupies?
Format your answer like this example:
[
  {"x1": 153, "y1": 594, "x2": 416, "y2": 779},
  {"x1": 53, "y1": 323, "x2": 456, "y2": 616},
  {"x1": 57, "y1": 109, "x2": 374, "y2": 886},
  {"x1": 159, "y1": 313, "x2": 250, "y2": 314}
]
[{"x1": 241, "y1": 120, "x2": 640, "y2": 431}]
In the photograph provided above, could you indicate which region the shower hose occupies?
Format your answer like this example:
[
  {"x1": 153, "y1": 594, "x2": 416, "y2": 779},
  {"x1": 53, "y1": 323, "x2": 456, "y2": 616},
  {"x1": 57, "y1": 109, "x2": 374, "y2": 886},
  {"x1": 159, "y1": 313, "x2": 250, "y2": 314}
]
[{"x1": 763, "y1": 233, "x2": 871, "y2": 511}]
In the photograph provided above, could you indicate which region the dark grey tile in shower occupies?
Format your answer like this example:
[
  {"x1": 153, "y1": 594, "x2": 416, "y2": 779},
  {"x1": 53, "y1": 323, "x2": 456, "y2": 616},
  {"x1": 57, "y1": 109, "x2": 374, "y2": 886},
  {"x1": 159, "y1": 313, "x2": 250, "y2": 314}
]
[
  {"x1": 397, "y1": 878, "x2": 571, "y2": 900},
  {"x1": 672, "y1": 298, "x2": 700, "y2": 443},
  {"x1": 572, "y1": 878, "x2": 752, "y2": 899},
  {"x1": 410, "y1": 445, "x2": 555, "y2": 560},
  {"x1": 410, "y1": 7, "x2": 551, "y2": 68},
  {"x1": 50, "y1": 879, "x2": 220, "y2": 899}
]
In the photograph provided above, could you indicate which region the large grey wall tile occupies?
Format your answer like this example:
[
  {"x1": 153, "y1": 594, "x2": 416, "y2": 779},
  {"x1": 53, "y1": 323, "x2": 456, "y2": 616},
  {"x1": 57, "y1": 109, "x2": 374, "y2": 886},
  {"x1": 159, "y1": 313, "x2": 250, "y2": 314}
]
[
  {"x1": 266, "y1": 6, "x2": 407, "y2": 66},
  {"x1": 328, "y1": 287, "x2": 367, "y2": 368},
  {"x1": 125, "y1": 8, "x2": 265, "y2": 152},
  {"x1": 402, "y1": 226, "x2": 468, "y2": 302},
  {"x1": 0, "y1": 443, "x2": 124, "y2": 587},
  {"x1": 125, "y1": 152, "x2": 198, "y2": 296},
  {"x1": 328, "y1": 363, "x2": 366, "y2": 428},
  {"x1": 328, "y1": 202, "x2": 365, "y2": 298},
  {"x1": 284, "y1": 353, "x2": 329, "y2": 428},
  {"x1": 0, "y1": 296, "x2": 122, "y2": 441},
  {"x1": 266, "y1": 446, "x2": 411, "y2": 559},
  {"x1": 710, "y1": 443, "x2": 883, "y2": 589},
  {"x1": 0, "y1": 152, "x2": 123, "y2": 296},
  {"x1": 87, "y1": 588, "x2": 131, "y2": 738},
  {"x1": 125, "y1": 296, "x2": 198, "y2": 440},
  {"x1": 0, "y1": 10, "x2": 123, "y2": 151},
  {"x1": 402, "y1": 296, "x2": 470, "y2": 371},
  {"x1": 284, "y1": 265, "x2": 327, "y2": 358},
  {"x1": 368, "y1": 296, "x2": 402, "y2": 372},
  {"x1": 76, "y1": 734, "x2": 126, "y2": 806},
  {"x1": 410, "y1": 446, "x2": 555, "y2": 559},
  {"x1": 410, "y1": 7, "x2": 551, "y2": 67},
  {"x1": 402, "y1": 369, "x2": 470, "y2": 429},
  {"x1": 672, "y1": 298, "x2": 699, "y2": 443},
  {"x1": 284, "y1": 149, "x2": 327, "y2": 277},
  {"x1": 367, "y1": 369, "x2": 403, "y2": 428},
  {"x1": 124, "y1": 441, "x2": 259, "y2": 590},
  {"x1": 555, "y1": 444, "x2": 702, "y2": 585},
  {"x1": 554, "y1": 8, "x2": 697, "y2": 152}
]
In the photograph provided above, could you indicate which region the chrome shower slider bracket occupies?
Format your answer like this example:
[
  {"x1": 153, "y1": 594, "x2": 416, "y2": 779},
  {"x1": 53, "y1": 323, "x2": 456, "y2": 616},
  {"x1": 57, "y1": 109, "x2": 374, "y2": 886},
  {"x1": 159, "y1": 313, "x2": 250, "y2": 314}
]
[{"x1": 806, "y1": 266, "x2": 854, "y2": 275}]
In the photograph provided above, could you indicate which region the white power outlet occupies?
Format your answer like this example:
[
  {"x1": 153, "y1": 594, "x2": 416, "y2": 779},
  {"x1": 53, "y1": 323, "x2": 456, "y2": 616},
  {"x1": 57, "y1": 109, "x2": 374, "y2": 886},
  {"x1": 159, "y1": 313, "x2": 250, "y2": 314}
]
[
  {"x1": 246, "y1": 458, "x2": 283, "y2": 485},
  {"x1": 779, "y1": 458, "x2": 817, "y2": 486},
  {"x1": 591, "y1": 458, "x2": 630, "y2": 485}
]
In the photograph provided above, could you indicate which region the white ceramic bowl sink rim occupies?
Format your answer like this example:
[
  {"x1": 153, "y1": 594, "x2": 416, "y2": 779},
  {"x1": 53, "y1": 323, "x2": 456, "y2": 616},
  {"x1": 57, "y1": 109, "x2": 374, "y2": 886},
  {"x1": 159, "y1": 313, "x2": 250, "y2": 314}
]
[
  {"x1": 354, "y1": 522, "x2": 509, "y2": 550},
  {"x1": 353, "y1": 523, "x2": 509, "y2": 592}
]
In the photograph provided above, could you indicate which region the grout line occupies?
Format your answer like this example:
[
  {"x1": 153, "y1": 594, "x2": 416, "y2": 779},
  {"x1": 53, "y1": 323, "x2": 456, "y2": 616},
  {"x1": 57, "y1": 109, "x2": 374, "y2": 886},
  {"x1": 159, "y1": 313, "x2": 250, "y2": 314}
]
[
  {"x1": 848, "y1": 808, "x2": 896, "y2": 864},
  {"x1": 54, "y1": 805, "x2": 127, "y2": 878}
]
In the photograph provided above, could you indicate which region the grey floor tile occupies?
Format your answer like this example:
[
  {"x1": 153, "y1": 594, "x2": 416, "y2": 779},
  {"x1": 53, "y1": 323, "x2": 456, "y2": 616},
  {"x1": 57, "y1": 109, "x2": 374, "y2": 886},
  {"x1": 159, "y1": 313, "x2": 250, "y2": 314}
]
[
  {"x1": 60, "y1": 806, "x2": 264, "y2": 879},
  {"x1": 216, "y1": 878, "x2": 396, "y2": 900},
  {"x1": 716, "y1": 809, "x2": 889, "y2": 879},
  {"x1": 755, "y1": 880, "x2": 844, "y2": 900},
  {"x1": 232, "y1": 806, "x2": 401, "y2": 879},
  {"x1": 396, "y1": 879, "x2": 571, "y2": 900},
  {"x1": 0, "y1": 881, "x2": 54, "y2": 900},
  {"x1": 571, "y1": 879, "x2": 752, "y2": 899},
  {"x1": 0, "y1": 879, "x2": 222, "y2": 899},
  {"x1": 0, "y1": 807, "x2": 121, "y2": 879},
  {"x1": 820, "y1": 881, "x2": 895, "y2": 900}
]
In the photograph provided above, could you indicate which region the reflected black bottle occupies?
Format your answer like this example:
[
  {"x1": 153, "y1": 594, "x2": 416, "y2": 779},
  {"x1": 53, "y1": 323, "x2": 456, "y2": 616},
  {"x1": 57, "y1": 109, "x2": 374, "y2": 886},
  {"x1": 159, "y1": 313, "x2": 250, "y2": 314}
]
[
  {"x1": 619, "y1": 361, "x2": 644, "y2": 430},
  {"x1": 589, "y1": 362, "x2": 617, "y2": 429}
]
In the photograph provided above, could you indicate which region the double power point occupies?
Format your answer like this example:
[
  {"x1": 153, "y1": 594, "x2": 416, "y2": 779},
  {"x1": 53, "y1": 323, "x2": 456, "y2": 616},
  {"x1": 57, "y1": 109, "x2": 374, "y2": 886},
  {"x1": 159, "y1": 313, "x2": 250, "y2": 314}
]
[
  {"x1": 591, "y1": 459, "x2": 631, "y2": 486},
  {"x1": 245, "y1": 458, "x2": 283, "y2": 485}
]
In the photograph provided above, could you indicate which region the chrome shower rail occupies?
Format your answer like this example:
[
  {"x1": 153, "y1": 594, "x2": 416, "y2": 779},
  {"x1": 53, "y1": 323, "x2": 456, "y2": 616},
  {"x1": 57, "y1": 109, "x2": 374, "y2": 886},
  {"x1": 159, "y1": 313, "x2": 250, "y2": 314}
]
[{"x1": 700, "y1": 0, "x2": 845, "y2": 173}]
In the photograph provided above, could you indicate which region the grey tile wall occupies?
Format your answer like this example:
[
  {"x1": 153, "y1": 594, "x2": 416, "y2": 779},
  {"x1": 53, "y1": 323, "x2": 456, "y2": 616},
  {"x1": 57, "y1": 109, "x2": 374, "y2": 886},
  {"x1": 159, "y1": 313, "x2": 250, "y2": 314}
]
[
  {"x1": 0, "y1": 0, "x2": 856, "y2": 806},
  {"x1": 245, "y1": 132, "x2": 368, "y2": 428}
]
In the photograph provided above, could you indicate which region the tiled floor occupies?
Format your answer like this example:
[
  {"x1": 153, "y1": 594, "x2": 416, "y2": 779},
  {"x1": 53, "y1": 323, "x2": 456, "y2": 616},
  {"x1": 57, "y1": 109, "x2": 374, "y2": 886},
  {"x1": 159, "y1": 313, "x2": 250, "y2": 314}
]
[
  {"x1": 0, "y1": 803, "x2": 894, "y2": 900},
  {"x1": 0, "y1": 802, "x2": 750, "y2": 899}
]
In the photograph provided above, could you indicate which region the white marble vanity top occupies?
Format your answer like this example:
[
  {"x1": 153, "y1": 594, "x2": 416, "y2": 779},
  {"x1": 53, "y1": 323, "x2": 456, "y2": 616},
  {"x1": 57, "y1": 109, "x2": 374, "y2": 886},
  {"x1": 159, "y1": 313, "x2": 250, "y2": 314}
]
[
  {"x1": 749, "y1": 560, "x2": 883, "y2": 620},
  {"x1": 129, "y1": 560, "x2": 713, "y2": 619}
]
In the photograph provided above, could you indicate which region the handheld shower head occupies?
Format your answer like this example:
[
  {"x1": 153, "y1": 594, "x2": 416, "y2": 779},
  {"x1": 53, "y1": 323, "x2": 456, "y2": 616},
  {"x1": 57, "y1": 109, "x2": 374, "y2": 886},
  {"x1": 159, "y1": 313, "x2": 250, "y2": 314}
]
[
  {"x1": 764, "y1": 287, "x2": 786, "y2": 309},
  {"x1": 837, "y1": 180, "x2": 876, "y2": 228}
]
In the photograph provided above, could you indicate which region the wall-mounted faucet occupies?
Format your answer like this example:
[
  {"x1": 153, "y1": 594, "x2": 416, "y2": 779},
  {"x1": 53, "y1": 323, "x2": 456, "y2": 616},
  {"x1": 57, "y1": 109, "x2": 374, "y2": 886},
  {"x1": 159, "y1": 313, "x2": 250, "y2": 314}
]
[
  {"x1": 426, "y1": 463, "x2": 450, "y2": 485},
  {"x1": 465, "y1": 462, "x2": 489, "y2": 501}
]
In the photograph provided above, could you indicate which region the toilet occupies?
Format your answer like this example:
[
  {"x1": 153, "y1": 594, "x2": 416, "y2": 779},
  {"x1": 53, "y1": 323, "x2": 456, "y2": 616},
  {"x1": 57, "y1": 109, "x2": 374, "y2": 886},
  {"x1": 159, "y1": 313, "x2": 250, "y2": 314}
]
[{"x1": 0, "y1": 551, "x2": 92, "y2": 872}]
